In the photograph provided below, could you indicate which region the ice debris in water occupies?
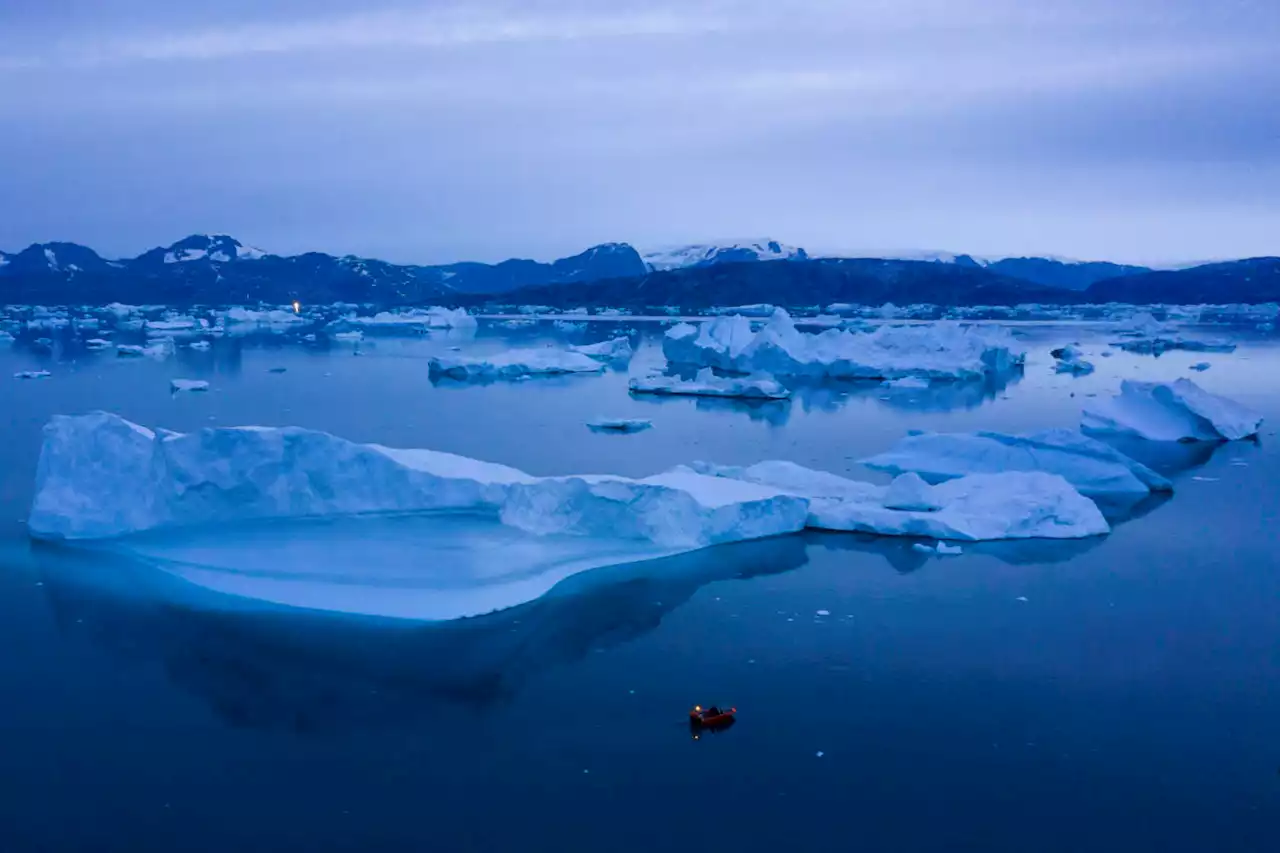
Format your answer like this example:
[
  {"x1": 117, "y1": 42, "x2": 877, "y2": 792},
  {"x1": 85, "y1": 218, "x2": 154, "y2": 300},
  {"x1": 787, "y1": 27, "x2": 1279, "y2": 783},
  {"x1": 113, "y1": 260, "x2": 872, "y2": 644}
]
[
  {"x1": 881, "y1": 376, "x2": 930, "y2": 390},
  {"x1": 1082, "y1": 379, "x2": 1263, "y2": 442},
  {"x1": 170, "y1": 379, "x2": 209, "y2": 393},
  {"x1": 862, "y1": 429, "x2": 1171, "y2": 499},
  {"x1": 570, "y1": 337, "x2": 634, "y2": 362},
  {"x1": 1189, "y1": 362, "x2": 1211, "y2": 372},
  {"x1": 14, "y1": 370, "x2": 51, "y2": 379},
  {"x1": 85, "y1": 338, "x2": 112, "y2": 350},
  {"x1": 687, "y1": 460, "x2": 1109, "y2": 540},
  {"x1": 1051, "y1": 345, "x2": 1095, "y2": 375},
  {"x1": 628, "y1": 368, "x2": 791, "y2": 400},
  {"x1": 663, "y1": 308, "x2": 1024, "y2": 381},
  {"x1": 586, "y1": 418, "x2": 652, "y2": 433},
  {"x1": 347, "y1": 307, "x2": 477, "y2": 330},
  {"x1": 1111, "y1": 314, "x2": 1235, "y2": 355},
  {"x1": 428, "y1": 349, "x2": 605, "y2": 381},
  {"x1": 187, "y1": 340, "x2": 211, "y2": 351},
  {"x1": 117, "y1": 342, "x2": 170, "y2": 359}
]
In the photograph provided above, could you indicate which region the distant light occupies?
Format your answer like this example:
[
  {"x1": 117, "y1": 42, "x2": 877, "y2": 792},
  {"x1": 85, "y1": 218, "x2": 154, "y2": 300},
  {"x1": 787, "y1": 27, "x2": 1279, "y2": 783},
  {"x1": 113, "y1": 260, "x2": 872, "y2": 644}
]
[{"x1": 292, "y1": 300, "x2": 301, "y2": 314}]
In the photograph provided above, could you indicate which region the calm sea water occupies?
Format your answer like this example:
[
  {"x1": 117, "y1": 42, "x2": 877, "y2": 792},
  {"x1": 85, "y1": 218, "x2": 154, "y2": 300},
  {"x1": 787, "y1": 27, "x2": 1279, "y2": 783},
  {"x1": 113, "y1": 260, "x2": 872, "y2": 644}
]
[{"x1": 1, "y1": 320, "x2": 1278, "y2": 852}]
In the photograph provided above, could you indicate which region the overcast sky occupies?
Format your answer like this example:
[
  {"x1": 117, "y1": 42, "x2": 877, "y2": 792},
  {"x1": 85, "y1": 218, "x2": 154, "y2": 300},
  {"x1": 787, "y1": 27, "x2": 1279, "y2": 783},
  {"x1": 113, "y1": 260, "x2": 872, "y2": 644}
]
[{"x1": 1, "y1": 0, "x2": 1277, "y2": 265}]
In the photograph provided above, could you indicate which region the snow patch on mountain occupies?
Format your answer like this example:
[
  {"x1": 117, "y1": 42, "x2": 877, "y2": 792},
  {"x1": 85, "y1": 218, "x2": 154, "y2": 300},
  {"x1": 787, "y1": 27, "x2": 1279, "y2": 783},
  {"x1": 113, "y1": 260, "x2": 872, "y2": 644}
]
[{"x1": 642, "y1": 240, "x2": 807, "y2": 271}]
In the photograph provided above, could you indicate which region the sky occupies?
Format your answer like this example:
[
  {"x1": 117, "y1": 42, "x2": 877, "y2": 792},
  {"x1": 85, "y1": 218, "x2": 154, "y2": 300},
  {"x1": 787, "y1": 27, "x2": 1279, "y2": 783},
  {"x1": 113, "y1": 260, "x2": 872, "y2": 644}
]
[{"x1": 0, "y1": 0, "x2": 1277, "y2": 266}]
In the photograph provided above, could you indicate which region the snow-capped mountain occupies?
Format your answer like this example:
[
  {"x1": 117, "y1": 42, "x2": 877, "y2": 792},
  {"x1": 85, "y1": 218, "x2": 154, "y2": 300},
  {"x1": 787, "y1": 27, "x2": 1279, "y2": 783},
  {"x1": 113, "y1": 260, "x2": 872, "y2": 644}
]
[
  {"x1": 134, "y1": 234, "x2": 267, "y2": 267},
  {"x1": 0, "y1": 242, "x2": 114, "y2": 276},
  {"x1": 642, "y1": 240, "x2": 808, "y2": 271}
]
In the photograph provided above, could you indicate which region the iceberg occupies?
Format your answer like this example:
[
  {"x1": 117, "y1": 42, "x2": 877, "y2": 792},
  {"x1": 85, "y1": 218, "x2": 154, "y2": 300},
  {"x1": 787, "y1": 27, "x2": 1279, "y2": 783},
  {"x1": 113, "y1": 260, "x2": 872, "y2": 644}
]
[
  {"x1": 664, "y1": 309, "x2": 1024, "y2": 381},
  {"x1": 221, "y1": 307, "x2": 307, "y2": 328},
  {"x1": 1051, "y1": 345, "x2": 1095, "y2": 375},
  {"x1": 187, "y1": 340, "x2": 212, "y2": 351},
  {"x1": 350, "y1": 307, "x2": 476, "y2": 330},
  {"x1": 861, "y1": 429, "x2": 1171, "y2": 499},
  {"x1": 686, "y1": 461, "x2": 1109, "y2": 541},
  {"x1": 29, "y1": 413, "x2": 808, "y2": 551},
  {"x1": 170, "y1": 379, "x2": 209, "y2": 393},
  {"x1": 85, "y1": 338, "x2": 112, "y2": 350},
  {"x1": 881, "y1": 376, "x2": 931, "y2": 390},
  {"x1": 428, "y1": 348, "x2": 605, "y2": 381},
  {"x1": 331, "y1": 330, "x2": 363, "y2": 342},
  {"x1": 1082, "y1": 379, "x2": 1263, "y2": 442},
  {"x1": 628, "y1": 368, "x2": 791, "y2": 400},
  {"x1": 117, "y1": 342, "x2": 170, "y2": 359},
  {"x1": 587, "y1": 418, "x2": 652, "y2": 433},
  {"x1": 570, "y1": 337, "x2": 634, "y2": 362}
]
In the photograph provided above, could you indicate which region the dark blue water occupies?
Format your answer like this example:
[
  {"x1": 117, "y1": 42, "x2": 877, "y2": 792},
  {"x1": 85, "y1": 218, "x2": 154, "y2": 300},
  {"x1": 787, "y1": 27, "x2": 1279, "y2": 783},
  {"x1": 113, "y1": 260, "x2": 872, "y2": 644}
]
[{"x1": 2, "y1": 320, "x2": 1278, "y2": 851}]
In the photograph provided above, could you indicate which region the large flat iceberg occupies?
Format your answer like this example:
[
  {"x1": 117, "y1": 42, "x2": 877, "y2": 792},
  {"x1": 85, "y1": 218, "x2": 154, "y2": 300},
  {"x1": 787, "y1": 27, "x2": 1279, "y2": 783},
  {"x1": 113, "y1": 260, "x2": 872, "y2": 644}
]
[
  {"x1": 29, "y1": 413, "x2": 808, "y2": 549},
  {"x1": 428, "y1": 348, "x2": 605, "y2": 381},
  {"x1": 628, "y1": 368, "x2": 791, "y2": 400},
  {"x1": 1082, "y1": 379, "x2": 1263, "y2": 442},
  {"x1": 861, "y1": 429, "x2": 1171, "y2": 499},
  {"x1": 687, "y1": 461, "x2": 1109, "y2": 541},
  {"x1": 664, "y1": 308, "x2": 1024, "y2": 381},
  {"x1": 349, "y1": 307, "x2": 477, "y2": 330}
]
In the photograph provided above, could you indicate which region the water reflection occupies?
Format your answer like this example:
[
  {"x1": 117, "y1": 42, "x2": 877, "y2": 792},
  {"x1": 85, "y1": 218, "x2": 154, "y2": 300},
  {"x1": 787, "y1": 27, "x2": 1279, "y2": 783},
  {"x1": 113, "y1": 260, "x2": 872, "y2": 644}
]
[
  {"x1": 804, "y1": 530, "x2": 1108, "y2": 574},
  {"x1": 31, "y1": 536, "x2": 809, "y2": 732}
]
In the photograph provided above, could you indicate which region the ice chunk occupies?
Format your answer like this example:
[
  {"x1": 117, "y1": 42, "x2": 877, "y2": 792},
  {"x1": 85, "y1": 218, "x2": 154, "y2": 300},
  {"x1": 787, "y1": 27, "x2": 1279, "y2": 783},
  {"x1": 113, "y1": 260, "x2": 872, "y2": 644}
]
[
  {"x1": 689, "y1": 460, "x2": 1108, "y2": 541},
  {"x1": 187, "y1": 340, "x2": 212, "y2": 351},
  {"x1": 936, "y1": 542, "x2": 963, "y2": 555},
  {"x1": 15, "y1": 370, "x2": 51, "y2": 379},
  {"x1": 331, "y1": 330, "x2": 363, "y2": 342},
  {"x1": 553, "y1": 320, "x2": 586, "y2": 333},
  {"x1": 882, "y1": 472, "x2": 942, "y2": 512},
  {"x1": 117, "y1": 342, "x2": 170, "y2": 359},
  {"x1": 28, "y1": 413, "x2": 808, "y2": 552},
  {"x1": 429, "y1": 348, "x2": 605, "y2": 381},
  {"x1": 587, "y1": 418, "x2": 652, "y2": 433},
  {"x1": 1051, "y1": 345, "x2": 1095, "y2": 375},
  {"x1": 85, "y1": 338, "x2": 112, "y2": 350},
  {"x1": 170, "y1": 379, "x2": 209, "y2": 393},
  {"x1": 1082, "y1": 379, "x2": 1263, "y2": 442},
  {"x1": 1189, "y1": 362, "x2": 1211, "y2": 372},
  {"x1": 862, "y1": 429, "x2": 1171, "y2": 499},
  {"x1": 571, "y1": 337, "x2": 634, "y2": 362},
  {"x1": 221, "y1": 307, "x2": 307, "y2": 327},
  {"x1": 628, "y1": 368, "x2": 791, "y2": 400},
  {"x1": 663, "y1": 308, "x2": 1024, "y2": 381},
  {"x1": 350, "y1": 307, "x2": 476, "y2": 330}
]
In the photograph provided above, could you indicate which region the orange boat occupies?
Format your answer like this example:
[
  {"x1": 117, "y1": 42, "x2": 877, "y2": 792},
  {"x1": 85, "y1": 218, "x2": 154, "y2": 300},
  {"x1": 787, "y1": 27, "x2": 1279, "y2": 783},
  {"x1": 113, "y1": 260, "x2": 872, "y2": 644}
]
[{"x1": 689, "y1": 704, "x2": 737, "y2": 728}]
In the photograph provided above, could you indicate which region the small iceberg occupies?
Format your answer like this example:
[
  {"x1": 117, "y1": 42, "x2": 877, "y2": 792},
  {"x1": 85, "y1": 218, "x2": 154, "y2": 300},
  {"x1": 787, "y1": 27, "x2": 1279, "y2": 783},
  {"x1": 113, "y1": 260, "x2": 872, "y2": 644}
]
[
  {"x1": 350, "y1": 307, "x2": 476, "y2": 330},
  {"x1": 1190, "y1": 362, "x2": 1211, "y2": 372},
  {"x1": 664, "y1": 308, "x2": 1024, "y2": 381},
  {"x1": 1111, "y1": 315, "x2": 1235, "y2": 356},
  {"x1": 117, "y1": 342, "x2": 170, "y2": 359},
  {"x1": 331, "y1": 330, "x2": 364, "y2": 342},
  {"x1": 862, "y1": 429, "x2": 1171, "y2": 499},
  {"x1": 587, "y1": 418, "x2": 652, "y2": 433},
  {"x1": 912, "y1": 541, "x2": 963, "y2": 555},
  {"x1": 688, "y1": 461, "x2": 1109, "y2": 541},
  {"x1": 187, "y1": 340, "x2": 212, "y2": 351},
  {"x1": 170, "y1": 379, "x2": 210, "y2": 393},
  {"x1": 1082, "y1": 379, "x2": 1263, "y2": 442},
  {"x1": 85, "y1": 338, "x2": 112, "y2": 350},
  {"x1": 429, "y1": 348, "x2": 606, "y2": 381},
  {"x1": 881, "y1": 376, "x2": 930, "y2": 390},
  {"x1": 629, "y1": 368, "x2": 791, "y2": 400},
  {"x1": 1051, "y1": 345, "x2": 1095, "y2": 375},
  {"x1": 570, "y1": 337, "x2": 634, "y2": 362},
  {"x1": 14, "y1": 370, "x2": 51, "y2": 379}
]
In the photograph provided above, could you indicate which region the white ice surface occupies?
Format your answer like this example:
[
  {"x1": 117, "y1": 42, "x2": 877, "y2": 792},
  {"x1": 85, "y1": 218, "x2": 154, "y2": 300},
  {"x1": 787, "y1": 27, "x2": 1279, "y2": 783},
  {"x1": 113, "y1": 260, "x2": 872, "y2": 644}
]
[
  {"x1": 628, "y1": 368, "x2": 791, "y2": 400},
  {"x1": 664, "y1": 309, "x2": 1024, "y2": 381},
  {"x1": 429, "y1": 348, "x2": 605, "y2": 381},
  {"x1": 571, "y1": 337, "x2": 634, "y2": 362},
  {"x1": 861, "y1": 428, "x2": 1171, "y2": 498},
  {"x1": 349, "y1": 307, "x2": 476, "y2": 330},
  {"x1": 687, "y1": 461, "x2": 1108, "y2": 541},
  {"x1": 1082, "y1": 379, "x2": 1263, "y2": 442},
  {"x1": 14, "y1": 370, "x2": 51, "y2": 379},
  {"x1": 170, "y1": 379, "x2": 209, "y2": 392}
]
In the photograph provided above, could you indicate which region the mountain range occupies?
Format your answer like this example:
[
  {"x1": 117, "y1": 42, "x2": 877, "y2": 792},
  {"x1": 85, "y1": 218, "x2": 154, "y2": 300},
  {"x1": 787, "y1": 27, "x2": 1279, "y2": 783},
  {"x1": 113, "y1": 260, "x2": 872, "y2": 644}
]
[{"x1": 1, "y1": 234, "x2": 1275, "y2": 307}]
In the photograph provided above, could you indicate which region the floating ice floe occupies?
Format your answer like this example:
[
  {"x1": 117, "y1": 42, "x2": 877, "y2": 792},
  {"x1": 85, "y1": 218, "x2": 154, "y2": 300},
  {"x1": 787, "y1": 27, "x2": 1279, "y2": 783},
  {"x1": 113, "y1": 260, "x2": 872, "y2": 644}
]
[
  {"x1": 1051, "y1": 345, "x2": 1095, "y2": 375},
  {"x1": 913, "y1": 541, "x2": 963, "y2": 555},
  {"x1": 28, "y1": 413, "x2": 808, "y2": 549},
  {"x1": 687, "y1": 461, "x2": 1109, "y2": 541},
  {"x1": 553, "y1": 320, "x2": 587, "y2": 333},
  {"x1": 1111, "y1": 314, "x2": 1235, "y2": 355},
  {"x1": 170, "y1": 379, "x2": 209, "y2": 393},
  {"x1": 881, "y1": 376, "x2": 931, "y2": 390},
  {"x1": 1190, "y1": 362, "x2": 1211, "y2": 372},
  {"x1": 587, "y1": 418, "x2": 652, "y2": 433},
  {"x1": 331, "y1": 330, "x2": 363, "y2": 342},
  {"x1": 1081, "y1": 379, "x2": 1263, "y2": 442},
  {"x1": 84, "y1": 338, "x2": 112, "y2": 350},
  {"x1": 349, "y1": 307, "x2": 477, "y2": 330},
  {"x1": 861, "y1": 428, "x2": 1171, "y2": 500},
  {"x1": 187, "y1": 340, "x2": 212, "y2": 351},
  {"x1": 14, "y1": 370, "x2": 51, "y2": 379},
  {"x1": 570, "y1": 337, "x2": 634, "y2": 362},
  {"x1": 117, "y1": 342, "x2": 170, "y2": 359},
  {"x1": 221, "y1": 307, "x2": 308, "y2": 328},
  {"x1": 428, "y1": 348, "x2": 605, "y2": 381},
  {"x1": 629, "y1": 368, "x2": 791, "y2": 400},
  {"x1": 664, "y1": 309, "x2": 1023, "y2": 381}
]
